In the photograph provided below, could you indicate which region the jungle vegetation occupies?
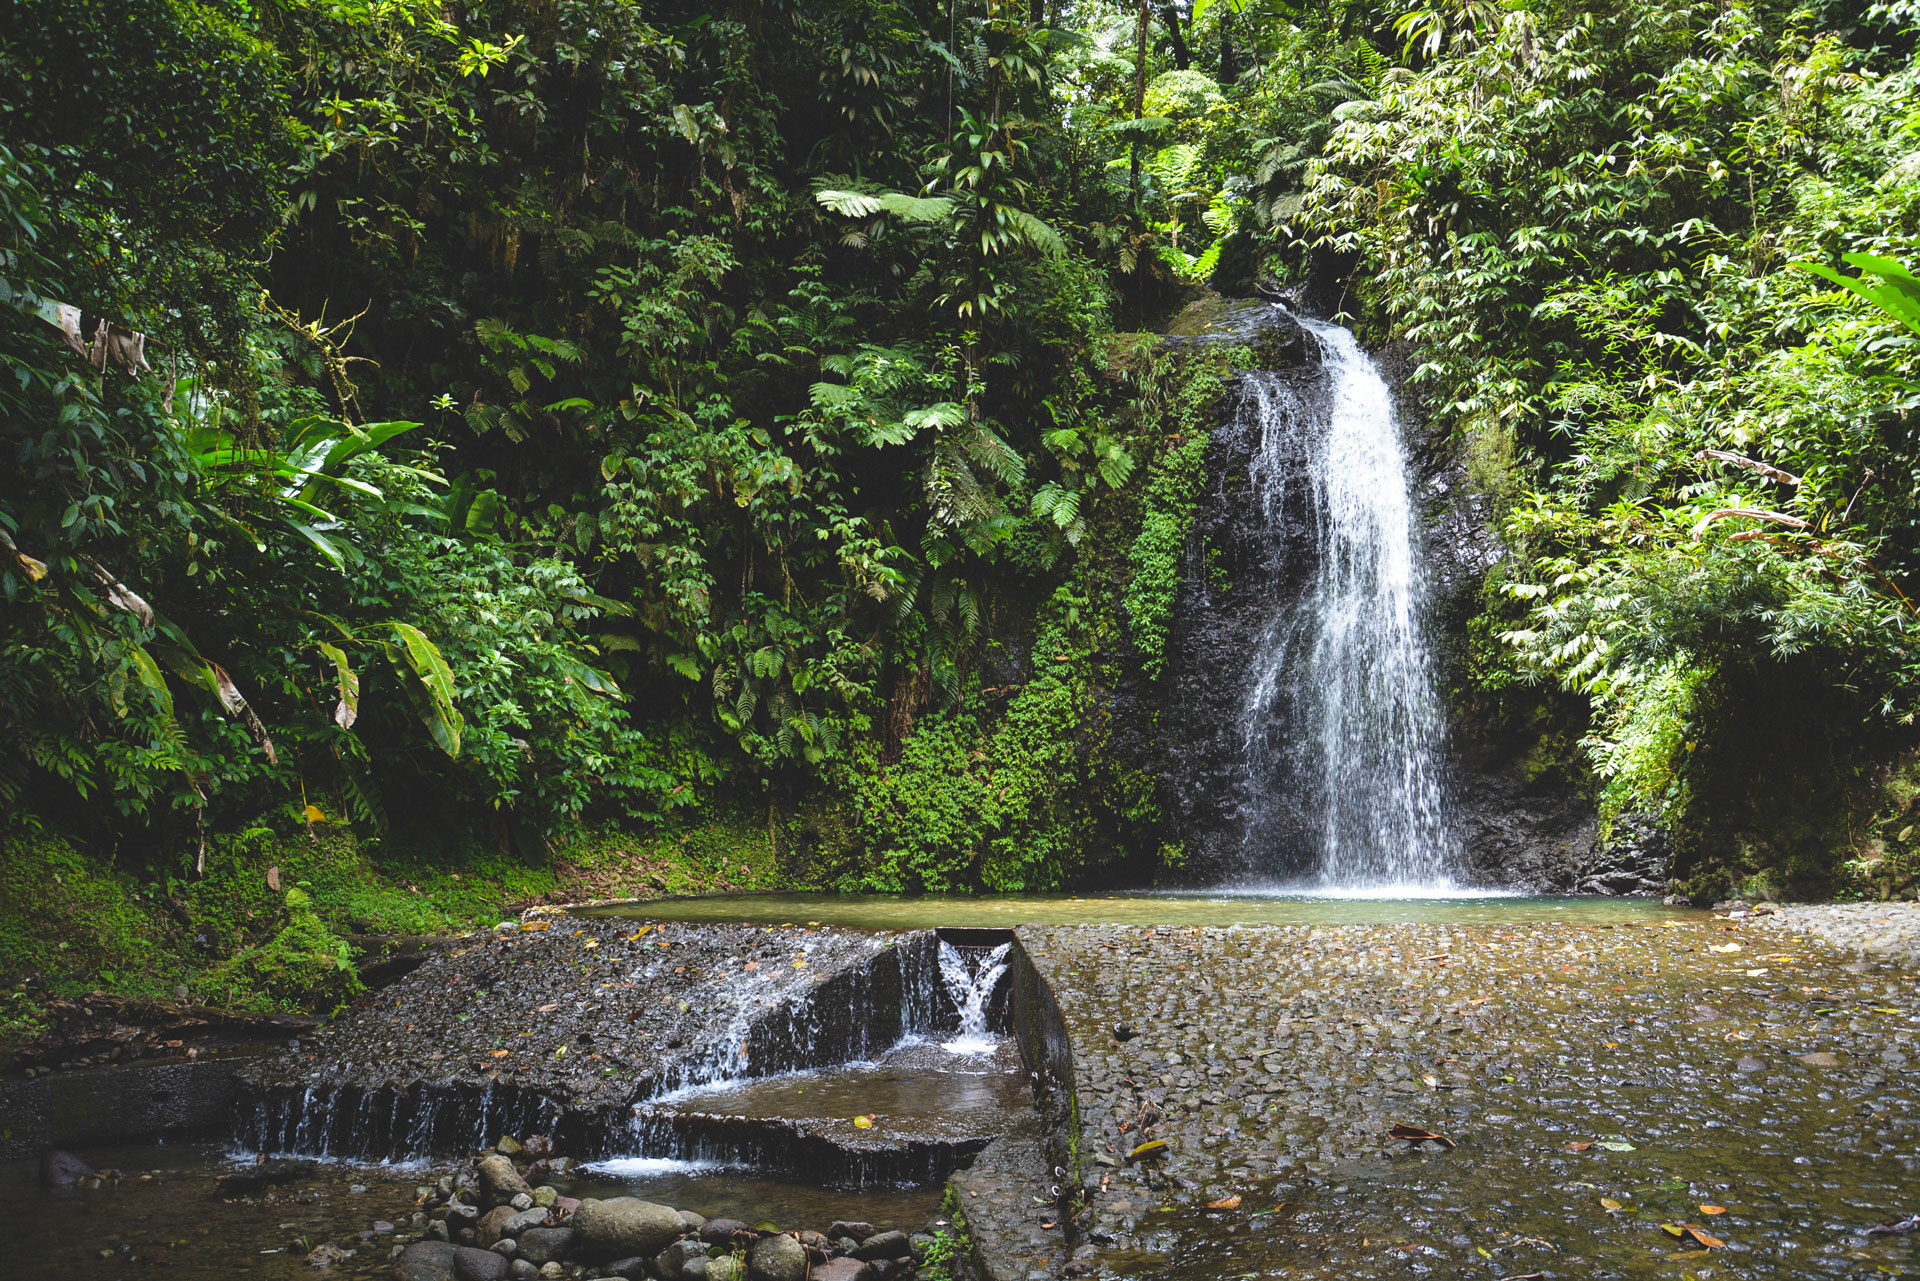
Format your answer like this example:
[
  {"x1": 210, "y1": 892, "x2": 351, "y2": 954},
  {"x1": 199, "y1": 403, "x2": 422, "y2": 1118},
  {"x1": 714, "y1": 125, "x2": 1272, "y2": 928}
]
[{"x1": 3, "y1": 0, "x2": 1919, "y2": 1007}]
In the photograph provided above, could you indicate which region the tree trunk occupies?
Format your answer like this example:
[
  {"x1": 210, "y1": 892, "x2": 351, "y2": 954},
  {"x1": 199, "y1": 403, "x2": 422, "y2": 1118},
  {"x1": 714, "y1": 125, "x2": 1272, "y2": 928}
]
[
  {"x1": 1158, "y1": 2, "x2": 1191, "y2": 70},
  {"x1": 1130, "y1": 0, "x2": 1150, "y2": 212}
]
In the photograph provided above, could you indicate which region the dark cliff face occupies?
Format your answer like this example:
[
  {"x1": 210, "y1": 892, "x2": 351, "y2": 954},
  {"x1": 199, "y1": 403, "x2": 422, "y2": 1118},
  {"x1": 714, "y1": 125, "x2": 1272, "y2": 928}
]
[
  {"x1": 1141, "y1": 303, "x2": 1601, "y2": 890},
  {"x1": 1154, "y1": 363, "x2": 1326, "y2": 883}
]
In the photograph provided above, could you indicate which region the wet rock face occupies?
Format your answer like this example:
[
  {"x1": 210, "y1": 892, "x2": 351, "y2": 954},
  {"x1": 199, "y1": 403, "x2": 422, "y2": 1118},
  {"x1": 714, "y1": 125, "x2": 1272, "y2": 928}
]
[
  {"x1": 1153, "y1": 366, "x2": 1327, "y2": 881},
  {"x1": 1018, "y1": 919, "x2": 1920, "y2": 1280},
  {"x1": 1148, "y1": 320, "x2": 1600, "y2": 888},
  {"x1": 1382, "y1": 338, "x2": 1603, "y2": 890}
]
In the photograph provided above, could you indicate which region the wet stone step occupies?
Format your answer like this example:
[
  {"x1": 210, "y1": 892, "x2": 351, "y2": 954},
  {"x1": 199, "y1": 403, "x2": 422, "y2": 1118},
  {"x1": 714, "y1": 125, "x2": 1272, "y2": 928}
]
[{"x1": 632, "y1": 1039, "x2": 1029, "y2": 1186}]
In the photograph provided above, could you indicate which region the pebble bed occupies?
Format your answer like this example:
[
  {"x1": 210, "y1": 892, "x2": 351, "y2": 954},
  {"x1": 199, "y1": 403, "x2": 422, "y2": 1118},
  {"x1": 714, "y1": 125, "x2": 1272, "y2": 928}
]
[
  {"x1": 1757, "y1": 901, "x2": 1920, "y2": 964},
  {"x1": 1023, "y1": 914, "x2": 1920, "y2": 1279}
]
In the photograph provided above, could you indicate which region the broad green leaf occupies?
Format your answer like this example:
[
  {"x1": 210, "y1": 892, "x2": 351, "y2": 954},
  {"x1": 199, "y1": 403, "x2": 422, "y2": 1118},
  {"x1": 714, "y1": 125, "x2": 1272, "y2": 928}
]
[
  {"x1": 316, "y1": 640, "x2": 359, "y2": 729},
  {"x1": 388, "y1": 622, "x2": 463, "y2": 756},
  {"x1": 126, "y1": 644, "x2": 174, "y2": 721}
]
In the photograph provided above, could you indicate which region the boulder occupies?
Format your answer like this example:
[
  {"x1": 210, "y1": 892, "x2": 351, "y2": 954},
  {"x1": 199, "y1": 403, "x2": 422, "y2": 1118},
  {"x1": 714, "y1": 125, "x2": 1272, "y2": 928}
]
[
  {"x1": 654, "y1": 1238, "x2": 711, "y2": 1281},
  {"x1": 705, "y1": 1257, "x2": 747, "y2": 1281},
  {"x1": 515, "y1": 1228, "x2": 574, "y2": 1267},
  {"x1": 811, "y1": 1260, "x2": 870, "y2": 1281},
  {"x1": 476, "y1": 1207, "x2": 517, "y2": 1247},
  {"x1": 598, "y1": 1259, "x2": 650, "y2": 1280},
  {"x1": 826, "y1": 1222, "x2": 876, "y2": 1243},
  {"x1": 394, "y1": 1241, "x2": 459, "y2": 1281},
  {"x1": 569, "y1": 1197, "x2": 686, "y2": 1260},
  {"x1": 500, "y1": 1208, "x2": 550, "y2": 1237},
  {"x1": 477, "y1": 1153, "x2": 533, "y2": 1208},
  {"x1": 853, "y1": 1232, "x2": 911, "y2": 1261},
  {"x1": 748, "y1": 1233, "x2": 808, "y2": 1281},
  {"x1": 700, "y1": 1218, "x2": 752, "y2": 1247},
  {"x1": 453, "y1": 1247, "x2": 510, "y2": 1281},
  {"x1": 678, "y1": 1209, "x2": 709, "y2": 1232}
]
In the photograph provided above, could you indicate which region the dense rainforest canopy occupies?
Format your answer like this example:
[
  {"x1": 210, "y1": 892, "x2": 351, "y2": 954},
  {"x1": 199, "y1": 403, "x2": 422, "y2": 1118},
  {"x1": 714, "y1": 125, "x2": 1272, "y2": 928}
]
[{"x1": 4, "y1": 0, "x2": 1920, "y2": 1002}]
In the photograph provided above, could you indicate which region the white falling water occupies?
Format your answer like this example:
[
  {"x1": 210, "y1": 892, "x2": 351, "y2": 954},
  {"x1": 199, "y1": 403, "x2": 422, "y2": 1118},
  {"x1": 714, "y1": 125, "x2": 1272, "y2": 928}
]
[
  {"x1": 936, "y1": 941, "x2": 1009, "y2": 1056},
  {"x1": 1241, "y1": 312, "x2": 1456, "y2": 889}
]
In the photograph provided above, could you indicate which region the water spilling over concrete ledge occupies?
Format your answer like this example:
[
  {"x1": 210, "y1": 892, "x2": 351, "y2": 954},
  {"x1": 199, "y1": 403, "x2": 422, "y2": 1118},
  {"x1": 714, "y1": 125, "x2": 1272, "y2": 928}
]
[{"x1": 234, "y1": 920, "x2": 1037, "y2": 1186}]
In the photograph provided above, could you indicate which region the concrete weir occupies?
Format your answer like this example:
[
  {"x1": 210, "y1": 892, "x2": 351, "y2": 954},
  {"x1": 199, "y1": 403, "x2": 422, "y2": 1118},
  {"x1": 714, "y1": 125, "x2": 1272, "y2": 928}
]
[{"x1": 235, "y1": 921, "x2": 1048, "y2": 1190}]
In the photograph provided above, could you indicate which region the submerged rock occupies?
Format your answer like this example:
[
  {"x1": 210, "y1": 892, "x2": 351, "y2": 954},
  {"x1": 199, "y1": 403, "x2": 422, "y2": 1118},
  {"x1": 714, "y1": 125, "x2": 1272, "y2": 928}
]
[{"x1": 38, "y1": 1149, "x2": 98, "y2": 1190}]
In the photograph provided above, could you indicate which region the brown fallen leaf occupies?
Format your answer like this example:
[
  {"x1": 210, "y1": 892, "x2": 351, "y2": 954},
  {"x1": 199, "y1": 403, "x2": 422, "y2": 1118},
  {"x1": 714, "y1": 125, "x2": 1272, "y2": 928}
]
[
  {"x1": 1684, "y1": 1226, "x2": 1726, "y2": 1248},
  {"x1": 1565, "y1": 1141, "x2": 1594, "y2": 1152},
  {"x1": 1207, "y1": 1195, "x2": 1242, "y2": 1210},
  {"x1": 537, "y1": 1002, "x2": 560, "y2": 1014},
  {"x1": 1386, "y1": 1124, "x2": 1455, "y2": 1150},
  {"x1": 266, "y1": 866, "x2": 281, "y2": 891},
  {"x1": 1699, "y1": 1205, "x2": 1726, "y2": 1216},
  {"x1": 1040, "y1": 1221, "x2": 1056, "y2": 1229}
]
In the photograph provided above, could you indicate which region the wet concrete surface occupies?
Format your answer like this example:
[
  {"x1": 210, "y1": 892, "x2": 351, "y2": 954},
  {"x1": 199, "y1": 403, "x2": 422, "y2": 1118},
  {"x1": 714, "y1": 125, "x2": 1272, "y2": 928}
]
[
  {"x1": 632, "y1": 1038, "x2": 1028, "y2": 1185},
  {"x1": 238, "y1": 920, "x2": 934, "y2": 1157},
  {"x1": 1020, "y1": 916, "x2": 1920, "y2": 1279},
  {"x1": 951, "y1": 1120, "x2": 1072, "y2": 1281}
]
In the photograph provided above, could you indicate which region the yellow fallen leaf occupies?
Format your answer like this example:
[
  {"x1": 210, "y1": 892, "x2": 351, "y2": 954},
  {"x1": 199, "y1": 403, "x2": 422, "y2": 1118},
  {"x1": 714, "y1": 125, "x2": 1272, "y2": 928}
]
[
  {"x1": 1711, "y1": 943, "x2": 1742, "y2": 953},
  {"x1": 1699, "y1": 1205, "x2": 1725, "y2": 1216},
  {"x1": 1600, "y1": 1198, "x2": 1622, "y2": 1211},
  {"x1": 852, "y1": 1115, "x2": 873, "y2": 1129},
  {"x1": 301, "y1": 804, "x2": 326, "y2": 822},
  {"x1": 1207, "y1": 1195, "x2": 1242, "y2": 1210},
  {"x1": 793, "y1": 959, "x2": 806, "y2": 968},
  {"x1": 583, "y1": 939, "x2": 600, "y2": 948},
  {"x1": 1744, "y1": 968, "x2": 1768, "y2": 976}
]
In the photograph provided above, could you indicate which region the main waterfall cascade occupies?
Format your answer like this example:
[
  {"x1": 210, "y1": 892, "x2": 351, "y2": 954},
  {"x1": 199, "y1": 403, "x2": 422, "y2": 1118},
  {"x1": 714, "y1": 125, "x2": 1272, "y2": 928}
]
[{"x1": 1235, "y1": 311, "x2": 1459, "y2": 889}]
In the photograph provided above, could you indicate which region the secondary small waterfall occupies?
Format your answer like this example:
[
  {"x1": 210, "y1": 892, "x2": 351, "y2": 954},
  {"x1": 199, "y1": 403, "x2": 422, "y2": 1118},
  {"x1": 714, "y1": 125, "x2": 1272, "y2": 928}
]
[
  {"x1": 936, "y1": 941, "x2": 1010, "y2": 1055},
  {"x1": 1239, "y1": 313, "x2": 1457, "y2": 887}
]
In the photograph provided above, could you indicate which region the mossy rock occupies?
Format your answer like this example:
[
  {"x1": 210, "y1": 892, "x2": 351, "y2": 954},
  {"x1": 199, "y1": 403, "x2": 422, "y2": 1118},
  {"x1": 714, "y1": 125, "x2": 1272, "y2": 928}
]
[{"x1": 1160, "y1": 295, "x2": 1307, "y2": 369}]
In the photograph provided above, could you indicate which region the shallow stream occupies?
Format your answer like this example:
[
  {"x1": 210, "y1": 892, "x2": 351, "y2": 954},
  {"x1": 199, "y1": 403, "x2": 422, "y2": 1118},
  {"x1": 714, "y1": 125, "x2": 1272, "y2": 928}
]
[{"x1": 576, "y1": 890, "x2": 1693, "y2": 930}]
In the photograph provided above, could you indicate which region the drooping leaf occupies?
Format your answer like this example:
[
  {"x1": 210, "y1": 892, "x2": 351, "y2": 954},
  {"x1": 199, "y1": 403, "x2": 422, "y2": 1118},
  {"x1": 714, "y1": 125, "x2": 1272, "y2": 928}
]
[
  {"x1": 388, "y1": 622, "x2": 463, "y2": 756},
  {"x1": 316, "y1": 640, "x2": 359, "y2": 729}
]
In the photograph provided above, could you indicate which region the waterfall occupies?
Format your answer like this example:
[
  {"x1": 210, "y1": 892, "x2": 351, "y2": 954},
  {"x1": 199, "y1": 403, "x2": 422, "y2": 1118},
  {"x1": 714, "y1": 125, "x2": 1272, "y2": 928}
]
[
  {"x1": 936, "y1": 941, "x2": 1010, "y2": 1055},
  {"x1": 1238, "y1": 312, "x2": 1456, "y2": 889}
]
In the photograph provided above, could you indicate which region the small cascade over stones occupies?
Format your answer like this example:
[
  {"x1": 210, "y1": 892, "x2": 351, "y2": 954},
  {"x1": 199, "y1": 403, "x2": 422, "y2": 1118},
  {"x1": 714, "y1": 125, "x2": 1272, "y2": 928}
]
[{"x1": 936, "y1": 940, "x2": 1010, "y2": 1055}]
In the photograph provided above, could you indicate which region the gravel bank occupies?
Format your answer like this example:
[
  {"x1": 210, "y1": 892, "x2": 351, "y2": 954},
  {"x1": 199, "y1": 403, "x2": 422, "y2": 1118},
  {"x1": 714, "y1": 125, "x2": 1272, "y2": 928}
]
[
  {"x1": 1753, "y1": 901, "x2": 1920, "y2": 965},
  {"x1": 1020, "y1": 916, "x2": 1920, "y2": 1280}
]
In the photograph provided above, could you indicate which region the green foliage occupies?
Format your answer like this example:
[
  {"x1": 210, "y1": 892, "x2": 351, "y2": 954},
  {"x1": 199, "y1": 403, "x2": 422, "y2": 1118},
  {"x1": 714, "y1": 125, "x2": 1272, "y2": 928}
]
[
  {"x1": 197, "y1": 892, "x2": 363, "y2": 1015},
  {"x1": 1123, "y1": 350, "x2": 1241, "y2": 676},
  {"x1": 1277, "y1": 0, "x2": 1920, "y2": 880},
  {"x1": 917, "y1": 1228, "x2": 968, "y2": 1281}
]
